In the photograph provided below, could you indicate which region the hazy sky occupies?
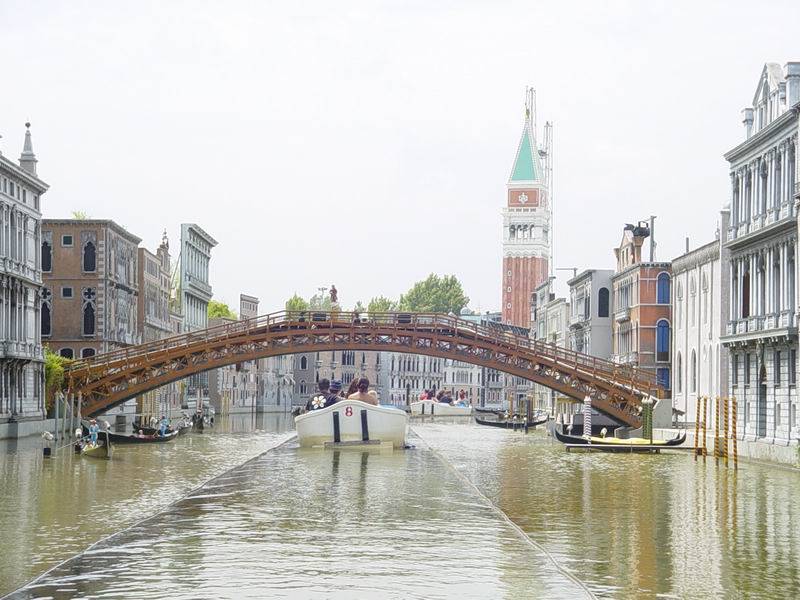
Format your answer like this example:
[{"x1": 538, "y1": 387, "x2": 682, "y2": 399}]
[{"x1": 1, "y1": 1, "x2": 798, "y2": 312}]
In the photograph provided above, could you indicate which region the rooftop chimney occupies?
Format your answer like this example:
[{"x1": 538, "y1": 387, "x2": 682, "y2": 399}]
[{"x1": 786, "y1": 62, "x2": 800, "y2": 107}]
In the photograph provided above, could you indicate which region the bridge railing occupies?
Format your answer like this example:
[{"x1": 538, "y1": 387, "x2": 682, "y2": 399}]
[{"x1": 66, "y1": 310, "x2": 658, "y2": 393}]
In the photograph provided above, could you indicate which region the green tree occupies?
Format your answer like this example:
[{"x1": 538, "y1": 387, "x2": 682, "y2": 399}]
[
  {"x1": 208, "y1": 299, "x2": 237, "y2": 320},
  {"x1": 309, "y1": 293, "x2": 332, "y2": 311},
  {"x1": 71, "y1": 210, "x2": 90, "y2": 219},
  {"x1": 352, "y1": 300, "x2": 366, "y2": 313},
  {"x1": 285, "y1": 294, "x2": 309, "y2": 312},
  {"x1": 398, "y1": 274, "x2": 469, "y2": 314},
  {"x1": 367, "y1": 296, "x2": 398, "y2": 313},
  {"x1": 44, "y1": 348, "x2": 71, "y2": 414}
]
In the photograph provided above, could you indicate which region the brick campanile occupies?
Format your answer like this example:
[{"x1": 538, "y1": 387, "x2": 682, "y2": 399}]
[{"x1": 501, "y1": 101, "x2": 551, "y2": 328}]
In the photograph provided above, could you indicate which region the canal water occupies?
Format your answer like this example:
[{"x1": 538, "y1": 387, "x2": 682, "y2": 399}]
[{"x1": 2, "y1": 417, "x2": 799, "y2": 598}]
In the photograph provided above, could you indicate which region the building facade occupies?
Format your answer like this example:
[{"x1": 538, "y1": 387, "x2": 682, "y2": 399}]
[
  {"x1": 43, "y1": 219, "x2": 140, "y2": 358},
  {"x1": 0, "y1": 124, "x2": 48, "y2": 438},
  {"x1": 530, "y1": 277, "x2": 570, "y2": 413},
  {"x1": 722, "y1": 62, "x2": 799, "y2": 445},
  {"x1": 179, "y1": 223, "x2": 216, "y2": 404},
  {"x1": 501, "y1": 91, "x2": 552, "y2": 328},
  {"x1": 567, "y1": 269, "x2": 614, "y2": 359},
  {"x1": 136, "y1": 233, "x2": 178, "y2": 419},
  {"x1": 672, "y1": 214, "x2": 730, "y2": 426},
  {"x1": 42, "y1": 218, "x2": 140, "y2": 425},
  {"x1": 610, "y1": 223, "x2": 672, "y2": 391}
]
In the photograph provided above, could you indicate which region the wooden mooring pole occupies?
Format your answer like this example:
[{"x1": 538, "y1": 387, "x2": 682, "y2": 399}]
[
  {"x1": 723, "y1": 395, "x2": 730, "y2": 467},
  {"x1": 701, "y1": 396, "x2": 708, "y2": 460},
  {"x1": 731, "y1": 396, "x2": 738, "y2": 470},
  {"x1": 694, "y1": 395, "x2": 701, "y2": 460}
]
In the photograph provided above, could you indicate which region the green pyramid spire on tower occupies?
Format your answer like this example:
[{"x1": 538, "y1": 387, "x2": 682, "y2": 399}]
[{"x1": 510, "y1": 122, "x2": 537, "y2": 182}]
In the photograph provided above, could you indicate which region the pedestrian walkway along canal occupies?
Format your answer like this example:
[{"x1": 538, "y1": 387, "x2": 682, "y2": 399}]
[{"x1": 3, "y1": 418, "x2": 800, "y2": 598}]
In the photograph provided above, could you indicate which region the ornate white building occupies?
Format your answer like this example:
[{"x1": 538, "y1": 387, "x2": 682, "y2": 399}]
[
  {"x1": 722, "y1": 62, "x2": 799, "y2": 445},
  {"x1": 671, "y1": 212, "x2": 730, "y2": 426},
  {"x1": 0, "y1": 124, "x2": 48, "y2": 439}
]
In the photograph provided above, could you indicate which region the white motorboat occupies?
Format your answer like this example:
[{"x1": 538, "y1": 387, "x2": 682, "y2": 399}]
[
  {"x1": 409, "y1": 400, "x2": 473, "y2": 416},
  {"x1": 295, "y1": 400, "x2": 408, "y2": 449}
]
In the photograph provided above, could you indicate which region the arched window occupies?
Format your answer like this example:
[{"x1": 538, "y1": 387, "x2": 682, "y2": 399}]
[
  {"x1": 83, "y1": 304, "x2": 95, "y2": 336},
  {"x1": 656, "y1": 319, "x2": 670, "y2": 362},
  {"x1": 81, "y1": 348, "x2": 96, "y2": 358},
  {"x1": 300, "y1": 356, "x2": 308, "y2": 370},
  {"x1": 598, "y1": 287, "x2": 610, "y2": 318},
  {"x1": 676, "y1": 352, "x2": 682, "y2": 393},
  {"x1": 300, "y1": 380, "x2": 307, "y2": 395},
  {"x1": 83, "y1": 241, "x2": 96, "y2": 272},
  {"x1": 41, "y1": 303, "x2": 51, "y2": 337},
  {"x1": 41, "y1": 240, "x2": 52, "y2": 272},
  {"x1": 59, "y1": 348, "x2": 74, "y2": 359},
  {"x1": 691, "y1": 350, "x2": 697, "y2": 392},
  {"x1": 657, "y1": 272, "x2": 671, "y2": 304}
]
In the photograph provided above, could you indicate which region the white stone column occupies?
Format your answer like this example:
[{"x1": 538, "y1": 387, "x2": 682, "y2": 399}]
[{"x1": 780, "y1": 242, "x2": 787, "y2": 312}]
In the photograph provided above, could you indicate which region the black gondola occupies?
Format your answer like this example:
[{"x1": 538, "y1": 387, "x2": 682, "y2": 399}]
[
  {"x1": 475, "y1": 407, "x2": 506, "y2": 415},
  {"x1": 131, "y1": 422, "x2": 157, "y2": 435},
  {"x1": 475, "y1": 415, "x2": 549, "y2": 430},
  {"x1": 552, "y1": 426, "x2": 686, "y2": 448},
  {"x1": 104, "y1": 429, "x2": 180, "y2": 444}
]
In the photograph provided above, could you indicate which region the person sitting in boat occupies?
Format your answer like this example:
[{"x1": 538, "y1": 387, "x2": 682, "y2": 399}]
[
  {"x1": 307, "y1": 378, "x2": 336, "y2": 411},
  {"x1": 343, "y1": 379, "x2": 359, "y2": 399},
  {"x1": 159, "y1": 416, "x2": 169, "y2": 437},
  {"x1": 456, "y1": 389, "x2": 468, "y2": 406},
  {"x1": 88, "y1": 419, "x2": 99, "y2": 446},
  {"x1": 440, "y1": 390, "x2": 454, "y2": 405},
  {"x1": 347, "y1": 377, "x2": 378, "y2": 405},
  {"x1": 327, "y1": 380, "x2": 342, "y2": 406},
  {"x1": 419, "y1": 390, "x2": 429, "y2": 401}
]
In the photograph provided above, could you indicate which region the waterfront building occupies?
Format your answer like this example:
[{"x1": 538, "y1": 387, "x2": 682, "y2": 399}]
[
  {"x1": 0, "y1": 124, "x2": 48, "y2": 439},
  {"x1": 382, "y1": 352, "x2": 444, "y2": 405},
  {"x1": 501, "y1": 90, "x2": 553, "y2": 328},
  {"x1": 721, "y1": 61, "x2": 800, "y2": 445},
  {"x1": 530, "y1": 277, "x2": 570, "y2": 414},
  {"x1": 671, "y1": 214, "x2": 730, "y2": 426},
  {"x1": 567, "y1": 269, "x2": 614, "y2": 359},
  {"x1": 443, "y1": 359, "x2": 481, "y2": 403},
  {"x1": 42, "y1": 218, "x2": 140, "y2": 425},
  {"x1": 178, "y1": 223, "x2": 216, "y2": 405},
  {"x1": 610, "y1": 222, "x2": 672, "y2": 391},
  {"x1": 136, "y1": 232, "x2": 177, "y2": 418}
]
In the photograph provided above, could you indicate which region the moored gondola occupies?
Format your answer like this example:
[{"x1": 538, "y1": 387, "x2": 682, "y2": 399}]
[
  {"x1": 104, "y1": 429, "x2": 180, "y2": 444},
  {"x1": 475, "y1": 415, "x2": 549, "y2": 430},
  {"x1": 552, "y1": 426, "x2": 686, "y2": 448}
]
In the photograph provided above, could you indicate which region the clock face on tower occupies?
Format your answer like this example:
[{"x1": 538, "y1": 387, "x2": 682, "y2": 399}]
[{"x1": 518, "y1": 192, "x2": 528, "y2": 204}]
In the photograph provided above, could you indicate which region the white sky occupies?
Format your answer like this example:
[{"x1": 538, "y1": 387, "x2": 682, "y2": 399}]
[{"x1": 1, "y1": 1, "x2": 799, "y2": 312}]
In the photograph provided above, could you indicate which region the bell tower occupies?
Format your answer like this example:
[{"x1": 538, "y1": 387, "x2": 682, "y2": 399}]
[{"x1": 501, "y1": 89, "x2": 553, "y2": 328}]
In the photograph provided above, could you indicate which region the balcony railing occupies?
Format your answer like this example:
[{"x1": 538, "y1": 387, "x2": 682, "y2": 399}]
[
  {"x1": 614, "y1": 307, "x2": 630, "y2": 323},
  {"x1": 727, "y1": 311, "x2": 797, "y2": 336}
]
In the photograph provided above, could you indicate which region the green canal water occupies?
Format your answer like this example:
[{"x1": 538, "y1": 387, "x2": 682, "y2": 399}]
[{"x1": 1, "y1": 417, "x2": 799, "y2": 599}]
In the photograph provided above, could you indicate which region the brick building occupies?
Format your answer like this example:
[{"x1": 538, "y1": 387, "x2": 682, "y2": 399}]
[{"x1": 610, "y1": 222, "x2": 672, "y2": 391}]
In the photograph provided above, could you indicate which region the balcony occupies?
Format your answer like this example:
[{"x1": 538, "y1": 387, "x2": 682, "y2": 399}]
[
  {"x1": 611, "y1": 351, "x2": 638, "y2": 365},
  {"x1": 723, "y1": 311, "x2": 797, "y2": 342},
  {"x1": 1, "y1": 341, "x2": 43, "y2": 362},
  {"x1": 614, "y1": 306, "x2": 630, "y2": 323},
  {"x1": 569, "y1": 313, "x2": 588, "y2": 328}
]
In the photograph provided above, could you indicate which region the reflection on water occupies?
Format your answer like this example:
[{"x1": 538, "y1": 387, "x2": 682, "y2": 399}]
[
  {"x1": 413, "y1": 422, "x2": 800, "y2": 599},
  {"x1": 9, "y1": 436, "x2": 588, "y2": 600},
  {"x1": 0, "y1": 412, "x2": 293, "y2": 596},
  {"x1": 5, "y1": 417, "x2": 800, "y2": 599}
]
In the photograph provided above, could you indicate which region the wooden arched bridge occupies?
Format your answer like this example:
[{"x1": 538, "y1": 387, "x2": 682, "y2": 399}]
[{"x1": 65, "y1": 311, "x2": 663, "y2": 427}]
